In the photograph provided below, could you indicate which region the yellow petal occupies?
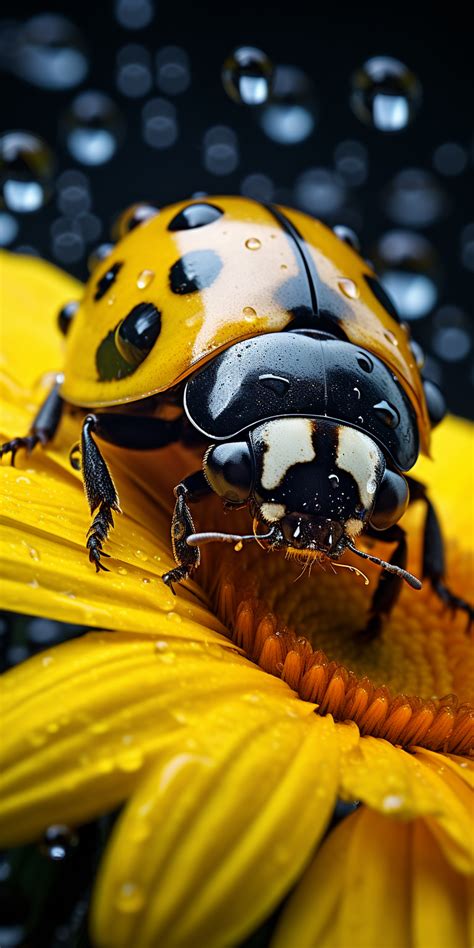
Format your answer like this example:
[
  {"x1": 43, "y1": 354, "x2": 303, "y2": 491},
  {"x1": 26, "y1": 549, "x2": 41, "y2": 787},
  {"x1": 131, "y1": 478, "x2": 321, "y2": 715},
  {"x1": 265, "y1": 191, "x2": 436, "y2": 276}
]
[
  {"x1": 91, "y1": 707, "x2": 337, "y2": 948},
  {"x1": 0, "y1": 251, "x2": 80, "y2": 388},
  {"x1": 411, "y1": 415, "x2": 474, "y2": 546},
  {"x1": 339, "y1": 736, "x2": 474, "y2": 873},
  {"x1": 411, "y1": 820, "x2": 473, "y2": 948},
  {"x1": 0, "y1": 630, "x2": 307, "y2": 845},
  {"x1": 273, "y1": 806, "x2": 471, "y2": 948}
]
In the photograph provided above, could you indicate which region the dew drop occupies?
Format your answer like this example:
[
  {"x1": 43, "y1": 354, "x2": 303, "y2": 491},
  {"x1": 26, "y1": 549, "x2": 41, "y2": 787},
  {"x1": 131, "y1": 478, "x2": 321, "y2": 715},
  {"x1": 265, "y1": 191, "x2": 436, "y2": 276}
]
[
  {"x1": 242, "y1": 305, "x2": 257, "y2": 318},
  {"x1": 350, "y1": 57, "x2": 422, "y2": 132},
  {"x1": 61, "y1": 91, "x2": 124, "y2": 166},
  {"x1": 373, "y1": 400, "x2": 400, "y2": 428},
  {"x1": 136, "y1": 268, "x2": 154, "y2": 289},
  {"x1": 40, "y1": 824, "x2": 79, "y2": 861},
  {"x1": 0, "y1": 130, "x2": 55, "y2": 213},
  {"x1": 259, "y1": 65, "x2": 316, "y2": 145},
  {"x1": 12, "y1": 14, "x2": 89, "y2": 91},
  {"x1": 117, "y1": 566, "x2": 128, "y2": 575},
  {"x1": 116, "y1": 881, "x2": 145, "y2": 913},
  {"x1": 338, "y1": 277, "x2": 359, "y2": 299},
  {"x1": 373, "y1": 230, "x2": 439, "y2": 320},
  {"x1": 154, "y1": 640, "x2": 168, "y2": 652},
  {"x1": 245, "y1": 237, "x2": 261, "y2": 251},
  {"x1": 384, "y1": 330, "x2": 398, "y2": 346},
  {"x1": 222, "y1": 46, "x2": 273, "y2": 106},
  {"x1": 15, "y1": 475, "x2": 31, "y2": 485},
  {"x1": 328, "y1": 474, "x2": 340, "y2": 488},
  {"x1": 141, "y1": 577, "x2": 151, "y2": 585},
  {"x1": 353, "y1": 387, "x2": 361, "y2": 399},
  {"x1": 135, "y1": 549, "x2": 148, "y2": 561}
]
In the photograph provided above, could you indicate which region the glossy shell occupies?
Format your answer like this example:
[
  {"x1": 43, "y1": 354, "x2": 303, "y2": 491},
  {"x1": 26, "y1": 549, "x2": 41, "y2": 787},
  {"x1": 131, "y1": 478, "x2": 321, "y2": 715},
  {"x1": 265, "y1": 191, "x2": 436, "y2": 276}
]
[
  {"x1": 184, "y1": 333, "x2": 419, "y2": 471},
  {"x1": 61, "y1": 195, "x2": 430, "y2": 453}
]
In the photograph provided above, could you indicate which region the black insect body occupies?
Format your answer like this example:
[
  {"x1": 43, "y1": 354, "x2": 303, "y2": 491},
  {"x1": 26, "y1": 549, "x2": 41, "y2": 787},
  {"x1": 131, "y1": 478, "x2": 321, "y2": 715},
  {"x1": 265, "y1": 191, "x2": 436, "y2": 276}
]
[{"x1": 1, "y1": 196, "x2": 472, "y2": 638}]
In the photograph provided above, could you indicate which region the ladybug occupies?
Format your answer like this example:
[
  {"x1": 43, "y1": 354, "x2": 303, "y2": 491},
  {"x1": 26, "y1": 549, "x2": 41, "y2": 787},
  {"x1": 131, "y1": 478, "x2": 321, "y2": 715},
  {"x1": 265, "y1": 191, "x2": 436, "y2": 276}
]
[{"x1": 1, "y1": 196, "x2": 471, "y2": 637}]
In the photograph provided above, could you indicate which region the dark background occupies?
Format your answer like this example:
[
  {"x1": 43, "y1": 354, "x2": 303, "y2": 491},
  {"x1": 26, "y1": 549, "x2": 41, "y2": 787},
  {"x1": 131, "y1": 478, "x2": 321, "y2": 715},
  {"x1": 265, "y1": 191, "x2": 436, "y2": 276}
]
[{"x1": 1, "y1": 3, "x2": 473, "y2": 417}]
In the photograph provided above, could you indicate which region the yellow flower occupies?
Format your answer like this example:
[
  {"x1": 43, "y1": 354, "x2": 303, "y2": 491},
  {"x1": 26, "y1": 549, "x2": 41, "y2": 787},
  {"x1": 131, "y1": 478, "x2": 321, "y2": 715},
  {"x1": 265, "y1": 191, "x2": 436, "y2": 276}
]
[{"x1": 0, "y1": 250, "x2": 473, "y2": 948}]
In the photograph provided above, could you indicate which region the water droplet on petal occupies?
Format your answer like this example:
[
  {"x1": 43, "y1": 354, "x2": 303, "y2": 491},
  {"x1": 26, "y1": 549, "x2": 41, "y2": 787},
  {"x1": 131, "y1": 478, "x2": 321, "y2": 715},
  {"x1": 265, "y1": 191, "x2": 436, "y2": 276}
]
[
  {"x1": 135, "y1": 549, "x2": 148, "y2": 561},
  {"x1": 116, "y1": 881, "x2": 145, "y2": 913}
]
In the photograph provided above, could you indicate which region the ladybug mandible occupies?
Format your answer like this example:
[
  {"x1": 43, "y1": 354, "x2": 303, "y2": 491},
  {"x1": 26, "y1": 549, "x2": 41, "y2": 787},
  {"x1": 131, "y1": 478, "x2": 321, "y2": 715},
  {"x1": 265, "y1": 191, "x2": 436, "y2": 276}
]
[{"x1": 2, "y1": 196, "x2": 471, "y2": 638}]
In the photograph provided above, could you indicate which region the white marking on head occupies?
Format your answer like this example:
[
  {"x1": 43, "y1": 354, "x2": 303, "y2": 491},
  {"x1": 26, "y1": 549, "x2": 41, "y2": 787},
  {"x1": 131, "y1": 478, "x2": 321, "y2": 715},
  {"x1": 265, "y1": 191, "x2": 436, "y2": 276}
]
[
  {"x1": 260, "y1": 418, "x2": 316, "y2": 490},
  {"x1": 336, "y1": 426, "x2": 383, "y2": 511},
  {"x1": 260, "y1": 502, "x2": 286, "y2": 522}
]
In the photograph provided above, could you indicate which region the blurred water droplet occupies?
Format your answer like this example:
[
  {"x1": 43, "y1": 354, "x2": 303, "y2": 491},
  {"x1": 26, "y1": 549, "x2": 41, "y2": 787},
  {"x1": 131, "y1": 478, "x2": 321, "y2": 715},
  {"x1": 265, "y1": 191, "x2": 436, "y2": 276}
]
[
  {"x1": 0, "y1": 211, "x2": 19, "y2": 246},
  {"x1": 62, "y1": 91, "x2": 124, "y2": 166},
  {"x1": 295, "y1": 168, "x2": 346, "y2": 219},
  {"x1": 432, "y1": 141, "x2": 467, "y2": 177},
  {"x1": 116, "y1": 881, "x2": 145, "y2": 913},
  {"x1": 142, "y1": 97, "x2": 178, "y2": 149},
  {"x1": 241, "y1": 172, "x2": 274, "y2": 202},
  {"x1": 245, "y1": 237, "x2": 261, "y2": 251},
  {"x1": 338, "y1": 277, "x2": 359, "y2": 299},
  {"x1": 222, "y1": 46, "x2": 273, "y2": 106},
  {"x1": 203, "y1": 125, "x2": 239, "y2": 176},
  {"x1": 259, "y1": 65, "x2": 316, "y2": 145},
  {"x1": 350, "y1": 57, "x2": 421, "y2": 132},
  {"x1": 460, "y1": 222, "x2": 474, "y2": 272},
  {"x1": 431, "y1": 306, "x2": 472, "y2": 362},
  {"x1": 156, "y1": 45, "x2": 190, "y2": 95},
  {"x1": 383, "y1": 168, "x2": 448, "y2": 228},
  {"x1": 11, "y1": 14, "x2": 89, "y2": 90},
  {"x1": 334, "y1": 139, "x2": 368, "y2": 187},
  {"x1": 137, "y1": 268, "x2": 154, "y2": 288},
  {"x1": 0, "y1": 131, "x2": 54, "y2": 213},
  {"x1": 40, "y1": 825, "x2": 79, "y2": 861},
  {"x1": 116, "y1": 44, "x2": 152, "y2": 98},
  {"x1": 115, "y1": 0, "x2": 154, "y2": 30},
  {"x1": 373, "y1": 230, "x2": 439, "y2": 320}
]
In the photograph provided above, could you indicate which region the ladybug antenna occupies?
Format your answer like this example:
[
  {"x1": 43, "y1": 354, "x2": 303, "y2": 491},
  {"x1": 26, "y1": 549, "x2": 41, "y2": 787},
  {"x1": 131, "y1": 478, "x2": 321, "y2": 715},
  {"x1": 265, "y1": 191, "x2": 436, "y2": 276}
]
[
  {"x1": 187, "y1": 528, "x2": 275, "y2": 547},
  {"x1": 346, "y1": 542, "x2": 422, "y2": 590}
]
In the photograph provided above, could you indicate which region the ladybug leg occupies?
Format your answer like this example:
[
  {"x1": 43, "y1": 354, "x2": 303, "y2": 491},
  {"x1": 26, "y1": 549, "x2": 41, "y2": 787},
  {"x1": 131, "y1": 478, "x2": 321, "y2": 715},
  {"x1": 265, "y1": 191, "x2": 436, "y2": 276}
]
[
  {"x1": 406, "y1": 476, "x2": 473, "y2": 628},
  {"x1": 77, "y1": 412, "x2": 184, "y2": 572},
  {"x1": 162, "y1": 472, "x2": 212, "y2": 594},
  {"x1": 356, "y1": 524, "x2": 407, "y2": 642},
  {"x1": 0, "y1": 379, "x2": 64, "y2": 465},
  {"x1": 80, "y1": 415, "x2": 121, "y2": 573}
]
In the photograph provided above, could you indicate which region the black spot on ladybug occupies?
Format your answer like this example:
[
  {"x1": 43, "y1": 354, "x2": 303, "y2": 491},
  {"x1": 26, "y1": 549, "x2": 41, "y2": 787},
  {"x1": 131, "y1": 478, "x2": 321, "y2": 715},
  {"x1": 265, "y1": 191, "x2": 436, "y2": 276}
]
[
  {"x1": 169, "y1": 250, "x2": 222, "y2": 295},
  {"x1": 57, "y1": 300, "x2": 79, "y2": 336},
  {"x1": 364, "y1": 275, "x2": 400, "y2": 323},
  {"x1": 167, "y1": 203, "x2": 223, "y2": 232},
  {"x1": 94, "y1": 262, "x2": 123, "y2": 301},
  {"x1": 96, "y1": 303, "x2": 161, "y2": 381},
  {"x1": 115, "y1": 303, "x2": 162, "y2": 366}
]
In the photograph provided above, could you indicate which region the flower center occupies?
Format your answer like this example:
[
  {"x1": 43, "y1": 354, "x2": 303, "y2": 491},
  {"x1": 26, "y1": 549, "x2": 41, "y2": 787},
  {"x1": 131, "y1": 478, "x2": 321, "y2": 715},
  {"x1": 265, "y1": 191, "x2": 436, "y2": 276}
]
[{"x1": 198, "y1": 505, "x2": 473, "y2": 756}]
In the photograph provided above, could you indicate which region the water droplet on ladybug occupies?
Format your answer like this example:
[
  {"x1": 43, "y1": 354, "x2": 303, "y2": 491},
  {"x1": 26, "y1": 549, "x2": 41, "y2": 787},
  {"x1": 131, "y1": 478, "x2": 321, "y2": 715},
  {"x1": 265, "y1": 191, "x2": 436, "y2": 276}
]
[
  {"x1": 353, "y1": 387, "x2": 361, "y2": 399},
  {"x1": 245, "y1": 237, "x2": 261, "y2": 250},
  {"x1": 374, "y1": 400, "x2": 400, "y2": 428},
  {"x1": 384, "y1": 330, "x2": 398, "y2": 346},
  {"x1": 328, "y1": 474, "x2": 340, "y2": 488},
  {"x1": 222, "y1": 46, "x2": 273, "y2": 106},
  {"x1": 137, "y1": 269, "x2": 154, "y2": 289},
  {"x1": 338, "y1": 278, "x2": 359, "y2": 299},
  {"x1": 242, "y1": 306, "x2": 257, "y2": 318}
]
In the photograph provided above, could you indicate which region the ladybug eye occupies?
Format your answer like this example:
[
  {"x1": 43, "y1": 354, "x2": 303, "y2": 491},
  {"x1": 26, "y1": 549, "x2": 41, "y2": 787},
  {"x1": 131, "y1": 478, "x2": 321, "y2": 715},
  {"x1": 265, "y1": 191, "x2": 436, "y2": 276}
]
[
  {"x1": 115, "y1": 302, "x2": 162, "y2": 366},
  {"x1": 94, "y1": 261, "x2": 123, "y2": 301},
  {"x1": 364, "y1": 275, "x2": 400, "y2": 323},
  {"x1": 167, "y1": 202, "x2": 223, "y2": 232}
]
